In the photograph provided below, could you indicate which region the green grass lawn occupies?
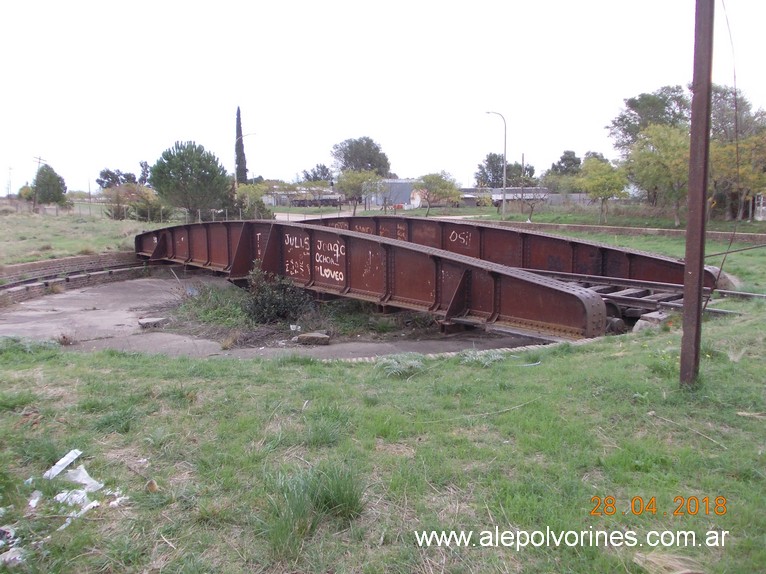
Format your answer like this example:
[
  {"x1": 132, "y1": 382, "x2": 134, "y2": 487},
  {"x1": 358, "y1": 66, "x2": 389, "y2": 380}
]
[
  {"x1": 3, "y1": 208, "x2": 764, "y2": 268},
  {"x1": 0, "y1": 214, "x2": 165, "y2": 265},
  {"x1": 0, "y1": 302, "x2": 764, "y2": 573},
  {"x1": 498, "y1": 205, "x2": 766, "y2": 234},
  {"x1": 1, "y1": 209, "x2": 765, "y2": 572},
  {"x1": 273, "y1": 206, "x2": 343, "y2": 215},
  {"x1": 540, "y1": 231, "x2": 766, "y2": 294},
  {"x1": 361, "y1": 203, "x2": 766, "y2": 234}
]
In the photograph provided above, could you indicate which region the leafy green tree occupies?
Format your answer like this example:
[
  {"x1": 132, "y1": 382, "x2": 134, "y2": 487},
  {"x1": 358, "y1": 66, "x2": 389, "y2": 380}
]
[
  {"x1": 130, "y1": 186, "x2": 168, "y2": 222},
  {"x1": 235, "y1": 107, "x2": 248, "y2": 185},
  {"x1": 18, "y1": 185, "x2": 34, "y2": 202},
  {"x1": 549, "y1": 150, "x2": 581, "y2": 176},
  {"x1": 149, "y1": 141, "x2": 231, "y2": 215},
  {"x1": 577, "y1": 157, "x2": 627, "y2": 224},
  {"x1": 235, "y1": 183, "x2": 274, "y2": 219},
  {"x1": 542, "y1": 151, "x2": 582, "y2": 195},
  {"x1": 96, "y1": 168, "x2": 136, "y2": 189},
  {"x1": 101, "y1": 183, "x2": 166, "y2": 222},
  {"x1": 474, "y1": 152, "x2": 505, "y2": 188},
  {"x1": 584, "y1": 151, "x2": 608, "y2": 163},
  {"x1": 629, "y1": 125, "x2": 690, "y2": 227},
  {"x1": 608, "y1": 85, "x2": 690, "y2": 154},
  {"x1": 138, "y1": 161, "x2": 150, "y2": 186},
  {"x1": 331, "y1": 137, "x2": 391, "y2": 177},
  {"x1": 302, "y1": 164, "x2": 333, "y2": 182},
  {"x1": 102, "y1": 184, "x2": 137, "y2": 220},
  {"x1": 475, "y1": 153, "x2": 534, "y2": 188},
  {"x1": 413, "y1": 171, "x2": 460, "y2": 217},
  {"x1": 336, "y1": 170, "x2": 380, "y2": 215},
  {"x1": 541, "y1": 172, "x2": 574, "y2": 195},
  {"x1": 32, "y1": 164, "x2": 67, "y2": 207},
  {"x1": 506, "y1": 161, "x2": 536, "y2": 187},
  {"x1": 710, "y1": 84, "x2": 766, "y2": 143},
  {"x1": 710, "y1": 133, "x2": 766, "y2": 220}
]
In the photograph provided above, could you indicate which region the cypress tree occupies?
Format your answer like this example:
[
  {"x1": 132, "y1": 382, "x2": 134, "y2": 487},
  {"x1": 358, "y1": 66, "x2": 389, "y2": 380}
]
[{"x1": 235, "y1": 107, "x2": 248, "y2": 184}]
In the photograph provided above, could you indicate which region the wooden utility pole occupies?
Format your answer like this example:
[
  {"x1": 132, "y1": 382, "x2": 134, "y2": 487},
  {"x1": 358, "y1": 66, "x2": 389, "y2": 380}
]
[{"x1": 680, "y1": 0, "x2": 715, "y2": 386}]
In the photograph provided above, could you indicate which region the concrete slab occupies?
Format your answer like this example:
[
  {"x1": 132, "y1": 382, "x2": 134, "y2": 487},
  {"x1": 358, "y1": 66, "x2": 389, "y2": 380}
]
[
  {"x1": 0, "y1": 276, "x2": 209, "y2": 346},
  {"x1": 0, "y1": 275, "x2": 542, "y2": 360}
]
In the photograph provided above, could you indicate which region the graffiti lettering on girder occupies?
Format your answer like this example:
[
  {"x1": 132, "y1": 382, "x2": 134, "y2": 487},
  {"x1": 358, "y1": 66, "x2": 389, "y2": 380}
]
[
  {"x1": 448, "y1": 229, "x2": 472, "y2": 247},
  {"x1": 314, "y1": 239, "x2": 346, "y2": 284}
]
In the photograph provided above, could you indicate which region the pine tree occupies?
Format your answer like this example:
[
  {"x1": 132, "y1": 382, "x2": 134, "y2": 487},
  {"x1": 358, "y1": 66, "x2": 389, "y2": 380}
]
[
  {"x1": 32, "y1": 164, "x2": 67, "y2": 207},
  {"x1": 235, "y1": 107, "x2": 248, "y2": 184}
]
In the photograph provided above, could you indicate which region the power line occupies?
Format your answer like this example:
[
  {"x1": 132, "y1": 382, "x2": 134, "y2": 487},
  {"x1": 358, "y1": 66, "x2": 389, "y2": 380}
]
[{"x1": 33, "y1": 155, "x2": 48, "y2": 172}]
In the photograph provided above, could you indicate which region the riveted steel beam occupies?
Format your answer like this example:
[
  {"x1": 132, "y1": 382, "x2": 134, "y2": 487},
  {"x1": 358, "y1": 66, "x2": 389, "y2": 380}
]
[
  {"x1": 136, "y1": 221, "x2": 606, "y2": 338},
  {"x1": 307, "y1": 216, "x2": 718, "y2": 288}
]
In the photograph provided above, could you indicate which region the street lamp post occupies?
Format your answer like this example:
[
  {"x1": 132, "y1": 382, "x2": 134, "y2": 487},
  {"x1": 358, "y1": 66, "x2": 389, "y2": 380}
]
[{"x1": 486, "y1": 111, "x2": 507, "y2": 217}]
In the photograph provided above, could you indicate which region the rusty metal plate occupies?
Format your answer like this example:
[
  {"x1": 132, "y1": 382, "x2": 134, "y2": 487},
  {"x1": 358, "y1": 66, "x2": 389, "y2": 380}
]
[
  {"x1": 207, "y1": 223, "x2": 231, "y2": 269},
  {"x1": 441, "y1": 222, "x2": 481, "y2": 259},
  {"x1": 346, "y1": 240, "x2": 387, "y2": 300},
  {"x1": 280, "y1": 226, "x2": 312, "y2": 284},
  {"x1": 170, "y1": 226, "x2": 189, "y2": 261},
  {"x1": 311, "y1": 230, "x2": 348, "y2": 290},
  {"x1": 389, "y1": 248, "x2": 435, "y2": 308}
]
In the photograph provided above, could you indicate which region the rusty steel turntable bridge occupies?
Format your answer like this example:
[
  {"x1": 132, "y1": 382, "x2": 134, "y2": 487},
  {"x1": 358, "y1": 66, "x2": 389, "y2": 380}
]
[{"x1": 135, "y1": 217, "x2": 719, "y2": 340}]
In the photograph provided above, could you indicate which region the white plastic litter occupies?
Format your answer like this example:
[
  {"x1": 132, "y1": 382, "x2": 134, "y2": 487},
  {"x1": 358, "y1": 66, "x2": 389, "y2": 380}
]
[
  {"x1": 28, "y1": 491, "x2": 43, "y2": 509},
  {"x1": 12, "y1": 449, "x2": 130, "y2": 560},
  {"x1": 0, "y1": 547, "x2": 25, "y2": 566},
  {"x1": 43, "y1": 449, "x2": 82, "y2": 480},
  {"x1": 54, "y1": 490, "x2": 90, "y2": 507},
  {"x1": 56, "y1": 500, "x2": 100, "y2": 532},
  {"x1": 63, "y1": 465, "x2": 104, "y2": 492}
]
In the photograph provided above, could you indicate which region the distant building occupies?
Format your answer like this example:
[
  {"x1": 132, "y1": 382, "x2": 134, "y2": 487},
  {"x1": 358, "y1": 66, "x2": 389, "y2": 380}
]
[
  {"x1": 460, "y1": 187, "x2": 593, "y2": 207},
  {"x1": 460, "y1": 187, "x2": 550, "y2": 207},
  {"x1": 368, "y1": 179, "x2": 418, "y2": 209}
]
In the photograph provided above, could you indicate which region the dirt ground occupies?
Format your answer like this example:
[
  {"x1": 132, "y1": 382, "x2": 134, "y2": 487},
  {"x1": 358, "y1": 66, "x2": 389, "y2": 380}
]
[{"x1": 0, "y1": 274, "x2": 545, "y2": 361}]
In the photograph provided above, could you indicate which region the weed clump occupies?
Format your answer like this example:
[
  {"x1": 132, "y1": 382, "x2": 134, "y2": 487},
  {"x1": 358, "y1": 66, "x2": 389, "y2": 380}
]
[
  {"x1": 261, "y1": 463, "x2": 365, "y2": 561},
  {"x1": 458, "y1": 348, "x2": 505, "y2": 367},
  {"x1": 176, "y1": 283, "x2": 251, "y2": 328},
  {"x1": 244, "y1": 266, "x2": 312, "y2": 324},
  {"x1": 375, "y1": 353, "x2": 426, "y2": 378}
]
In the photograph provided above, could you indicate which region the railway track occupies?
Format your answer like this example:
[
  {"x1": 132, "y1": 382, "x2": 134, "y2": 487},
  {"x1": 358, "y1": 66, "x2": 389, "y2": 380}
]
[{"x1": 520, "y1": 270, "x2": 744, "y2": 335}]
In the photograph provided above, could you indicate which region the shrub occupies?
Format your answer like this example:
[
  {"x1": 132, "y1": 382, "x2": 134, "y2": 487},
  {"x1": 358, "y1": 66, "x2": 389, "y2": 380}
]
[
  {"x1": 475, "y1": 195, "x2": 493, "y2": 207},
  {"x1": 244, "y1": 265, "x2": 312, "y2": 324}
]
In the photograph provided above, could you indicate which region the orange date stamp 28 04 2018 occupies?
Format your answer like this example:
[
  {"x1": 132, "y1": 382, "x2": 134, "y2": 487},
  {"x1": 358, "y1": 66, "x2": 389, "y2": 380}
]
[{"x1": 590, "y1": 496, "x2": 727, "y2": 517}]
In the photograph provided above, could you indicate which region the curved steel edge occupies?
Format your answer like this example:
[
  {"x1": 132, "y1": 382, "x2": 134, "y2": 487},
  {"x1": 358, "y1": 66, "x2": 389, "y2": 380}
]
[{"x1": 305, "y1": 215, "x2": 719, "y2": 289}]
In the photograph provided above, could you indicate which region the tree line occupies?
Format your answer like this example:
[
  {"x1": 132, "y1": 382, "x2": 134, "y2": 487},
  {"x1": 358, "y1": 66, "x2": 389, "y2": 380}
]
[
  {"x1": 17, "y1": 86, "x2": 765, "y2": 224},
  {"x1": 542, "y1": 84, "x2": 766, "y2": 225}
]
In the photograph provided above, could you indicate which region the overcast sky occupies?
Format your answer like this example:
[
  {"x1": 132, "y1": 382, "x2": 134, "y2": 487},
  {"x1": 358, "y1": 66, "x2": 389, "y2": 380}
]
[{"x1": 2, "y1": 0, "x2": 764, "y2": 193}]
